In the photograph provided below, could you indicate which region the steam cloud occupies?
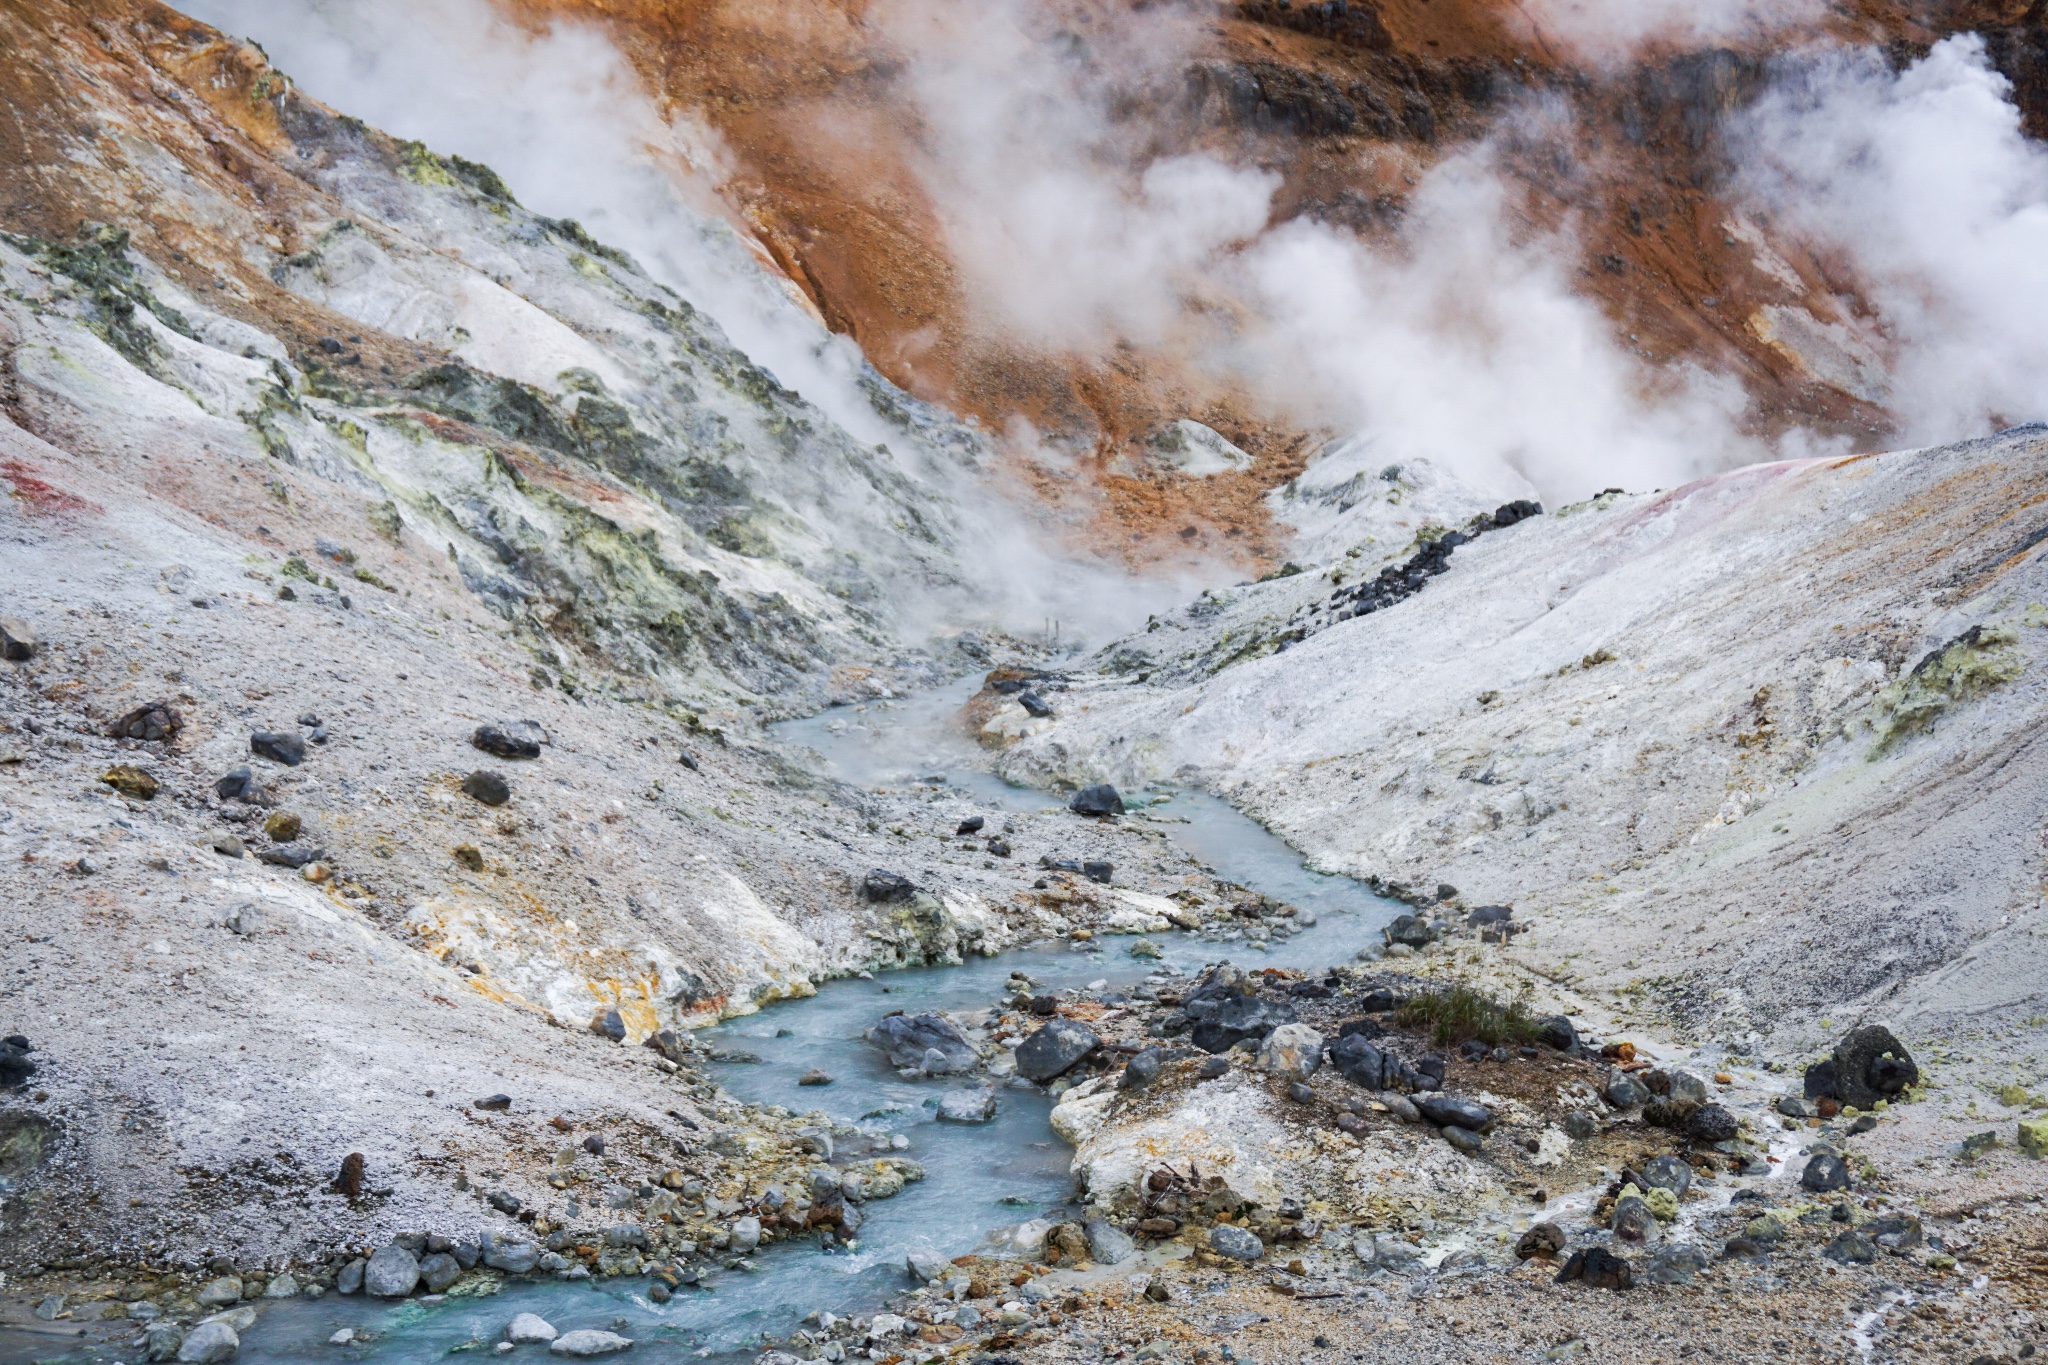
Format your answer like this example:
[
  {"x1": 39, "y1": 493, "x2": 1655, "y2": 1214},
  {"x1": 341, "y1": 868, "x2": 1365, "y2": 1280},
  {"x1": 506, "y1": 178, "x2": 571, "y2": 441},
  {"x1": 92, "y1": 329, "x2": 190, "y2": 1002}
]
[
  {"x1": 1734, "y1": 35, "x2": 2048, "y2": 444},
  {"x1": 179, "y1": 0, "x2": 1205, "y2": 644},
  {"x1": 182, "y1": 0, "x2": 2048, "y2": 578},
  {"x1": 883, "y1": 0, "x2": 1766, "y2": 502},
  {"x1": 1516, "y1": 0, "x2": 1827, "y2": 67}
]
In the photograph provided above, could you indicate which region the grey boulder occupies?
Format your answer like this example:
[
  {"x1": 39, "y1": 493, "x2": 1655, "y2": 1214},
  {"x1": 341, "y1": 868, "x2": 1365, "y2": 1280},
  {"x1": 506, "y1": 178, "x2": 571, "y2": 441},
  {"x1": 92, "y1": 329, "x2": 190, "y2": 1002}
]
[
  {"x1": 1414, "y1": 1094, "x2": 1493, "y2": 1132},
  {"x1": 176, "y1": 1320, "x2": 239, "y2": 1363},
  {"x1": 1085, "y1": 1219, "x2": 1137, "y2": 1265},
  {"x1": 1207, "y1": 1224, "x2": 1264, "y2": 1261},
  {"x1": 549, "y1": 1330, "x2": 634, "y2": 1356},
  {"x1": 866, "y1": 1013, "x2": 979, "y2": 1074},
  {"x1": 418, "y1": 1252, "x2": 462, "y2": 1293},
  {"x1": 335, "y1": 1258, "x2": 365, "y2": 1294},
  {"x1": 1014, "y1": 1018, "x2": 1099, "y2": 1082},
  {"x1": 364, "y1": 1244, "x2": 420, "y2": 1298},
  {"x1": 481, "y1": 1231, "x2": 540, "y2": 1273},
  {"x1": 506, "y1": 1313, "x2": 558, "y2": 1343},
  {"x1": 1603, "y1": 1068, "x2": 1652, "y2": 1109},
  {"x1": 936, "y1": 1089, "x2": 998, "y2": 1123}
]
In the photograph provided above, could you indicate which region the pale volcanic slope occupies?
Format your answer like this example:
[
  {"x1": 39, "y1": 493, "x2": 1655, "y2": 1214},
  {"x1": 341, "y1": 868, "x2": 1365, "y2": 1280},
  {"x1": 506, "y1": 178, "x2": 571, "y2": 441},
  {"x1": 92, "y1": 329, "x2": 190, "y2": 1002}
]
[{"x1": 998, "y1": 437, "x2": 2048, "y2": 1074}]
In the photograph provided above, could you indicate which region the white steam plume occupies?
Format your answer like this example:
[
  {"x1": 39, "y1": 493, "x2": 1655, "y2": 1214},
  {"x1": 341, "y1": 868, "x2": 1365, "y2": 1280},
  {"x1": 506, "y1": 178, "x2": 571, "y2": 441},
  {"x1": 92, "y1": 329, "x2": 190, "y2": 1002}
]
[
  {"x1": 1235, "y1": 148, "x2": 1753, "y2": 499},
  {"x1": 882, "y1": 0, "x2": 1278, "y2": 350},
  {"x1": 176, "y1": 0, "x2": 1202, "y2": 644},
  {"x1": 1515, "y1": 0, "x2": 1827, "y2": 67},
  {"x1": 1734, "y1": 35, "x2": 2048, "y2": 441},
  {"x1": 880, "y1": 0, "x2": 1768, "y2": 505}
]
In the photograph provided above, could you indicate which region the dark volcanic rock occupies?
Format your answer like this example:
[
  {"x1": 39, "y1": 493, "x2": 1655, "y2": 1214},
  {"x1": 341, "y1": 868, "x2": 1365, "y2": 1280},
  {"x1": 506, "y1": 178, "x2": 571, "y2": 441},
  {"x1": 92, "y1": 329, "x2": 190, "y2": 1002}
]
[
  {"x1": 462, "y1": 770, "x2": 511, "y2": 805},
  {"x1": 250, "y1": 731, "x2": 305, "y2": 766},
  {"x1": 1831, "y1": 1025, "x2": 1918, "y2": 1109},
  {"x1": 1801, "y1": 1152, "x2": 1851, "y2": 1193},
  {"x1": 213, "y1": 766, "x2": 254, "y2": 800},
  {"x1": 1555, "y1": 1246, "x2": 1633, "y2": 1290},
  {"x1": 1415, "y1": 1094, "x2": 1493, "y2": 1132},
  {"x1": 955, "y1": 817, "x2": 985, "y2": 836},
  {"x1": 472, "y1": 724, "x2": 542, "y2": 760},
  {"x1": 1803, "y1": 1057, "x2": 1840, "y2": 1100},
  {"x1": 110, "y1": 700, "x2": 182, "y2": 742},
  {"x1": 1637, "y1": 1155, "x2": 1693, "y2": 1198},
  {"x1": 1685, "y1": 1104, "x2": 1740, "y2": 1142},
  {"x1": 1383, "y1": 915, "x2": 1434, "y2": 949},
  {"x1": 0, "y1": 1038, "x2": 35, "y2": 1089},
  {"x1": 1536, "y1": 1015, "x2": 1578, "y2": 1052},
  {"x1": 1015, "y1": 1018, "x2": 1100, "y2": 1082},
  {"x1": 472, "y1": 1094, "x2": 512, "y2": 1112},
  {"x1": 0, "y1": 617, "x2": 36, "y2": 662},
  {"x1": 866, "y1": 1012, "x2": 979, "y2": 1074},
  {"x1": 1329, "y1": 1032, "x2": 1394, "y2": 1090},
  {"x1": 1516, "y1": 1223, "x2": 1566, "y2": 1259},
  {"x1": 1190, "y1": 993, "x2": 1297, "y2": 1054},
  {"x1": 862, "y1": 870, "x2": 916, "y2": 903},
  {"x1": 1068, "y1": 784, "x2": 1124, "y2": 817}
]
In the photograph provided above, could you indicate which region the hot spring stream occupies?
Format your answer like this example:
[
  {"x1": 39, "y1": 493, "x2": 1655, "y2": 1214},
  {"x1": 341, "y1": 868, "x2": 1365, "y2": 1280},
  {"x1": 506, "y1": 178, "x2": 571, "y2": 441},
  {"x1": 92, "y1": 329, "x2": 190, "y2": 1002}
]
[{"x1": 170, "y1": 680, "x2": 1407, "y2": 1363}]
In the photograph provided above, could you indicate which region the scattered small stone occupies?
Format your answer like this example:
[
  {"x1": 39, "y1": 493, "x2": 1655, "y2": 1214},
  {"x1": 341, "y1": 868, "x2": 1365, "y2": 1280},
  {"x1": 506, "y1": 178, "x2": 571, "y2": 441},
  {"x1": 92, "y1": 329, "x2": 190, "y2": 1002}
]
[
  {"x1": 1516, "y1": 1223, "x2": 1567, "y2": 1259},
  {"x1": 111, "y1": 700, "x2": 182, "y2": 742},
  {"x1": 1685, "y1": 1104, "x2": 1740, "y2": 1142},
  {"x1": 986, "y1": 837, "x2": 1011, "y2": 857},
  {"x1": 798, "y1": 1068, "x2": 834, "y2": 1086},
  {"x1": 489, "y1": 1190, "x2": 523, "y2": 1214},
  {"x1": 250, "y1": 731, "x2": 305, "y2": 766},
  {"x1": 463, "y1": 770, "x2": 511, "y2": 805},
  {"x1": 473, "y1": 1093, "x2": 512, "y2": 1111},
  {"x1": 1801, "y1": 1152, "x2": 1851, "y2": 1192},
  {"x1": 1554, "y1": 1246, "x2": 1633, "y2": 1290},
  {"x1": 1287, "y1": 1081, "x2": 1316, "y2": 1104},
  {"x1": 1197, "y1": 1055, "x2": 1229, "y2": 1079},
  {"x1": 548, "y1": 1329, "x2": 634, "y2": 1356},
  {"x1": 2020, "y1": 1116, "x2": 2048, "y2": 1157},
  {"x1": 454, "y1": 844, "x2": 485, "y2": 871},
  {"x1": 1068, "y1": 784, "x2": 1124, "y2": 817},
  {"x1": 1128, "y1": 937, "x2": 1162, "y2": 959},
  {"x1": 264, "y1": 810, "x2": 302, "y2": 842},
  {"x1": 473, "y1": 724, "x2": 542, "y2": 760},
  {"x1": 212, "y1": 835, "x2": 245, "y2": 858},
  {"x1": 1208, "y1": 1224, "x2": 1265, "y2": 1261},
  {"x1": 336, "y1": 1259, "x2": 366, "y2": 1294},
  {"x1": 0, "y1": 616, "x2": 38, "y2": 661},
  {"x1": 1443, "y1": 1124, "x2": 1484, "y2": 1153},
  {"x1": 101, "y1": 764, "x2": 158, "y2": 799},
  {"x1": 1562, "y1": 1110, "x2": 1600, "y2": 1140},
  {"x1": 1824, "y1": 1229, "x2": 1878, "y2": 1264},
  {"x1": 176, "y1": 1319, "x2": 239, "y2": 1363},
  {"x1": 1776, "y1": 1096, "x2": 1814, "y2": 1119},
  {"x1": 955, "y1": 816, "x2": 985, "y2": 835},
  {"x1": 1961, "y1": 1131, "x2": 2000, "y2": 1161},
  {"x1": 214, "y1": 766, "x2": 255, "y2": 800}
]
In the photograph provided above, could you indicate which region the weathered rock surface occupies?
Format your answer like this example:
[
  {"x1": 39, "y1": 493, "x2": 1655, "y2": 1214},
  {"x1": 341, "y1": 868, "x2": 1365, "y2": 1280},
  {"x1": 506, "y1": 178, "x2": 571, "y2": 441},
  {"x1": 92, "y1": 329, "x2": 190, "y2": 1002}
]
[{"x1": 867, "y1": 1013, "x2": 980, "y2": 1074}]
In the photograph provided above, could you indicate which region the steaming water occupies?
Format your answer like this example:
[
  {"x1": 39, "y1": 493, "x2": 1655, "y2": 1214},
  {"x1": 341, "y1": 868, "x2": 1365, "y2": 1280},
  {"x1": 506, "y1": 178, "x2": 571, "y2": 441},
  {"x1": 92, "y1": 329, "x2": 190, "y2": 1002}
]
[{"x1": 43, "y1": 681, "x2": 1397, "y2": 1364}]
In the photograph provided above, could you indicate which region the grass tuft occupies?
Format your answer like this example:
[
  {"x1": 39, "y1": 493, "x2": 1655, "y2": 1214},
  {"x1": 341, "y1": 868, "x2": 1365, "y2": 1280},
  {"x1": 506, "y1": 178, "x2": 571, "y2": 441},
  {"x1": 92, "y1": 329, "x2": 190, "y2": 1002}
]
[{"x1": 1394, "y1": 984, "x2": 1544, "y2": 1047}]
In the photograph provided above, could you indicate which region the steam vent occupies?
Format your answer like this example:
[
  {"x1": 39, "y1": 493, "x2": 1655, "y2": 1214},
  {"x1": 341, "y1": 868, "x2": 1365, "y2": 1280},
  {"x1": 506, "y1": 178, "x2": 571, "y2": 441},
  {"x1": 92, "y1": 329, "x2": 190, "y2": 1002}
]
[{"x1": 3, "y1": 0, "x2": 2046, "y2": 1361}]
